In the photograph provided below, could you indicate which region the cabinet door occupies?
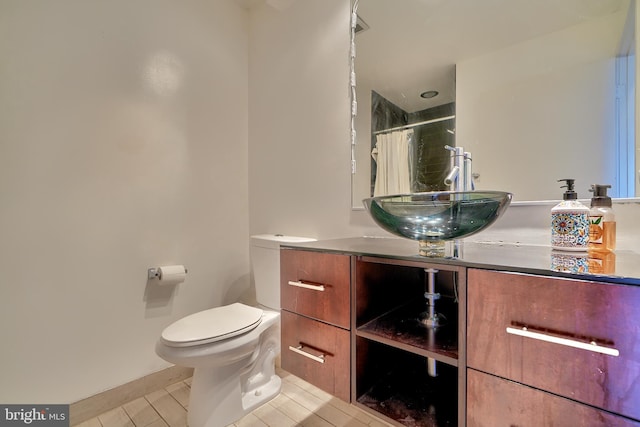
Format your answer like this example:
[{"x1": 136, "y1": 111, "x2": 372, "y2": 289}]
[
  {"x1": 281, "y1": 310, "x2": 351, "y2": 401},
  {"x1": 467, "y1": 269, "x2": 640, "y2": 421},
  {"x1": 467, "y1": 369, "x2": 640, "y2": 427},
  {"x1": 280, "y1": 249, "x2": 351, "y2": 329}
]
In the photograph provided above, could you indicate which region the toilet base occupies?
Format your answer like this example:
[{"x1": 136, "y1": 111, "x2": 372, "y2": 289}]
[
  {"x1": 241, "y1": 374, "x2": 281, "y2": 414},
  {"x1": 188, "y1": 318, "x2": 281, "y2": 427},
  {"x1": 189, "y1": 366, "x2": 281, "y2": 427}
]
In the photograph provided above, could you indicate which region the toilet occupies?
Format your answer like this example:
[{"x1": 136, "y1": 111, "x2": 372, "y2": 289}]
[{"x1": 155, "y1": 234, "x2": 315, "y2": 427}]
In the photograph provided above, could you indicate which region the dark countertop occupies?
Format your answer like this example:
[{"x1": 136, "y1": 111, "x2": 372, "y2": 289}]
[{"x1": 281, "y1": 237, "x2": 640, "y2": 286}]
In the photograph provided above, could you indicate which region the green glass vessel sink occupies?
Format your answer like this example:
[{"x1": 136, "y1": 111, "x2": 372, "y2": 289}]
[{"x1": 363, "y1": 191, "x2": 512, "y2": 256}]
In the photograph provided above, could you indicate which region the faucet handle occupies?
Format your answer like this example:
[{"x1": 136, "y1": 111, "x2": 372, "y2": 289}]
[{"x1": 444, "y1": 145, "x2": 464, "y2": 155}]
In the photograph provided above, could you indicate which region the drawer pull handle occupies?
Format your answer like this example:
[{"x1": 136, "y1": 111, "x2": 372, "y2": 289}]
[
  {"x1": 288, "y1": 345, "x2": 326, "y2": 364},
  {"x1": 288, "y1": 280, "x2": 325, "y2": 292},
  {"x1": 506, "y1": 326, "x2": 619, "y2": 357}
]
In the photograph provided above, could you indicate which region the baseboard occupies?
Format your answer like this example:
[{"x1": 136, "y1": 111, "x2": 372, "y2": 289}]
[{"x1": 69, "y1": 365, "x2": 193, "y2": 426}]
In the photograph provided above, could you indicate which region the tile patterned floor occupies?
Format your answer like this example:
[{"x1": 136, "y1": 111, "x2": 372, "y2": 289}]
[{"x1": 74, "y1": 369, "x2": 394, "y2": 427}]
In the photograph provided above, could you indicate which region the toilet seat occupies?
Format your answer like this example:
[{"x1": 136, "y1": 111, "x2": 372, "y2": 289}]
[{"x1": 161, "y1": 303, "x2": 264, "y2": 348}]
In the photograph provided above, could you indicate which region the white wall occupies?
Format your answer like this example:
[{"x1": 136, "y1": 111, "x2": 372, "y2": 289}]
[
  {"x1": 248, "y1": 0, "x2": 360, "y2": 239},
  {"x1": 0, "y1": 0, "x2": 250, "y2": 403}
]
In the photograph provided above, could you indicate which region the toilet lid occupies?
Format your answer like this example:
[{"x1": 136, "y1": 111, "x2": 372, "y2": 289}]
[{"x1": 161, "y1": 303, "x2": 263, "y2": 347}]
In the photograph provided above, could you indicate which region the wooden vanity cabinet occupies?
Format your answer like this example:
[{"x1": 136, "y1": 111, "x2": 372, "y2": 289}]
[
  {"x1": 467, "y1": 269, "x2": 640, "y2": 425},
  {"x1": 467, "y1": 369, "x2": 640, "y2": 427},
  {"x1": 279, "y1": 244, "x2": 640, "y2": 426},
  {"x1": 280, "y1": 249, "x2": 351, "y2": 401}
]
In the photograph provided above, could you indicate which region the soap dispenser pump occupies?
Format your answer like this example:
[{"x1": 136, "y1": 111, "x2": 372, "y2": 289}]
[
  {"x1": 588, "y1": 184, "x2": 616, "y2": 252},
  {"x1": 551, "y1": 179, "x2": 590, "y2": 251}
]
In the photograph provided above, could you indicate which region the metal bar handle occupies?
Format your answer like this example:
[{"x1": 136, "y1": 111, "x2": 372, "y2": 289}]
[
  {"x1": 288, "y1": 345, "x2": 326, "y2": 364},
  {"x1": 288, "y1": 280, "x2": 325, "y2": 292},
  {"x1": 506, "y1": 326, "x2": 619, "y2": 357}
]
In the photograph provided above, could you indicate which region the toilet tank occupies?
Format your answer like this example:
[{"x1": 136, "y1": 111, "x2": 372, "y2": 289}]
[{"x1": 251, "y1": 234, "x2": 316, "y2": 310}]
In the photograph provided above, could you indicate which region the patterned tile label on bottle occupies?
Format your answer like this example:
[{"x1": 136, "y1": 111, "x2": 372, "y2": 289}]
[{"x1": 551, "y1": 211, "x2": 589, "y2": 249}]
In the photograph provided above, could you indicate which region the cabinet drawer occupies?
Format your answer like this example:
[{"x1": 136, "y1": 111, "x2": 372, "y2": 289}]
[
  {"x1": 467, "y1": 369, "x2": 640, "y2": 427},
  {"x1": 280, "y1": 249, "x2": 351, "y2": 328},
  {"x1": 467, "y1": 269, "x2": 640, "y2": 421},
  {"x1": 281, "y1": 310, "x2": 350, "y2": 401}
]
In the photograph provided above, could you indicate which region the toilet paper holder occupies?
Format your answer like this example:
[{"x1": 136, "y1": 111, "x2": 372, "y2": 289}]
[{"x1": 148, "y1": 266, "x2": 188, "y2": 280}]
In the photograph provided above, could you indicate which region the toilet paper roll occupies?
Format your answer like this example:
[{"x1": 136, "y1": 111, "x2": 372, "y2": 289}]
[{"x1": 158, "y1": 265, "x2": 187, "y2": 285}]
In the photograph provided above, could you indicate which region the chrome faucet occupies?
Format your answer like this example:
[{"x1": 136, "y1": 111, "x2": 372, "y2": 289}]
[{"x1": 444, "y1": 145, "x2": 473, "y2": 192}]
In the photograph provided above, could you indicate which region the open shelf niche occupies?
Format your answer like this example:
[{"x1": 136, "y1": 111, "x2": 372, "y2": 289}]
[{"x1": 353, "y1": 257, "x2": 464, "y2": 427}]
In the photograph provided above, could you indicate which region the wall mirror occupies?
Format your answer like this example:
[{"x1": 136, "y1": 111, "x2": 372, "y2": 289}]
[{"x1": 351, "y1": 0, "x2": 638, "y2": 208}]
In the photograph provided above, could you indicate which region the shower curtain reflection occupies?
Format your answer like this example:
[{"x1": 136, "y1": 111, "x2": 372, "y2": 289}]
[{"x1": 372, "y1": 129, "x2": 413, "y2": 196}]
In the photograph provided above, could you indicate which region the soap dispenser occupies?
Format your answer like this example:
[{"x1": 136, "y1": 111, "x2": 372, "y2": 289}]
[
  {"x1": 588, "y1": 184, "x2": 616, "y2": 252},
  {"x1": 551, "y1": 179, "x2": 589, "y2": 251}
]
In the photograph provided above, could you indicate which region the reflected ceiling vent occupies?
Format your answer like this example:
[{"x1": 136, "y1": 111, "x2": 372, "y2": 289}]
[{"x1": 355, "y1": 14, "x2": 370, "y2": 34}]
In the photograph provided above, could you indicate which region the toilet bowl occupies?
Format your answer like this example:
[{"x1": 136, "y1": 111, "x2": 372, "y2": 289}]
[
  {"x1": 155, "y1": 234, "x2": 315, "y2": 427},
  {"x1": 156, "y1": 304, "x2": 281, "y2": 427}
]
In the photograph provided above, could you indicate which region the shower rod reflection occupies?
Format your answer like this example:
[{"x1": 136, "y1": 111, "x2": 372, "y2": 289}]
[{"x1": 373, "y1": 115, "x2": 455, "y2": 135}]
